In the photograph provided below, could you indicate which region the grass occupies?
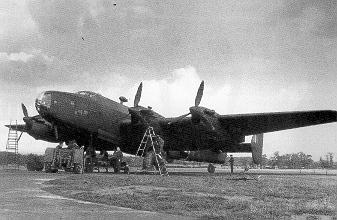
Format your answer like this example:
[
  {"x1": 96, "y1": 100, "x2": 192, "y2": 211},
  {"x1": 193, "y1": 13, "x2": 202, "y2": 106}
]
[{"x1": 42, "y1": 172, "x2": 337, "y2": 219}]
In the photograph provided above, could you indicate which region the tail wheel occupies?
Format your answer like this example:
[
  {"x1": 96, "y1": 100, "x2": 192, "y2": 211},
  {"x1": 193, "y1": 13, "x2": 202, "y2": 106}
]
[{"x1": 207, "y1": 163, "x2": 215, "y2": 173}]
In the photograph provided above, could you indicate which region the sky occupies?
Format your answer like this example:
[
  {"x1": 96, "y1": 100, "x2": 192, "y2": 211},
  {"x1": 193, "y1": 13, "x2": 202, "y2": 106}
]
[{"x1": 0, "y1": 0, "x2": 336, "y2": 160}]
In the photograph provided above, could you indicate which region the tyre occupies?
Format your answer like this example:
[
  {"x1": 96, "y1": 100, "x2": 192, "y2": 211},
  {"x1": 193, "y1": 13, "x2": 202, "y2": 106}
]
[
  {"x1": 114, "y1": 159, "x2": 121, "y2": 173},
  {"x1": 124, "y1": 166, "x2": 130, "y2": 174},
  {"x1": 73, "y1": 163, "x2": 83, "y2": 174},
  {"x1": 207, "y1": 163, "x2": 215, "y2": 173},
  {"x1": 84, "y1": 158, "x2": 94, "y2": 173},
  {"x1": 44, "y1": 162, "x2": 52, "y2": 173}
]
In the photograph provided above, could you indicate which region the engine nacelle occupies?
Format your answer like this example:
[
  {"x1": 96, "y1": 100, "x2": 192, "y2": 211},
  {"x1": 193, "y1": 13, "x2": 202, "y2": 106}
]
[
  {"x1": 186, "y1": 150, "x2": 227, "y2": 164},
  {"x1": 166, "y1": 151, "x2": 189, "y2": 162}
]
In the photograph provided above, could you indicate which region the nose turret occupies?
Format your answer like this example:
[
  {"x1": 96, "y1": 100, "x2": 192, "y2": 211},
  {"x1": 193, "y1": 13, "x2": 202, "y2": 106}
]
[{"x1": 35, "y1": 91, "x2": 52, "y2": 114}]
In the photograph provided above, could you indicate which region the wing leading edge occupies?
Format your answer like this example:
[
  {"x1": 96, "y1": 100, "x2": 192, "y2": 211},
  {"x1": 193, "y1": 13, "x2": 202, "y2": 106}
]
[{"x1": 218, "y1": 110, "x2": 337, "y2": 136}]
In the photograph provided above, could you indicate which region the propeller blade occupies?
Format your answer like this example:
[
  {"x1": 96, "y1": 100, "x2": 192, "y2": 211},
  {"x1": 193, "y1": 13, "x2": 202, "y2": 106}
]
[
  {"x1": 54, "y1": 125, "x2": 59, "y2": 140},
  {"x1": 21, "y1": 103, "x2": 33, "y2": 130},
  {"x1": 22, "y1": 103, "x2": 29, "y2": 117},
  {"x1": 195, "y1": 80, "x2": 204, "y2": 107},
  {"x1": 134, "y1": 82, "x2": 143, "y2": 107},
  {"x1": 168, "y1": 112, "x2": 191, "y2": 125}
]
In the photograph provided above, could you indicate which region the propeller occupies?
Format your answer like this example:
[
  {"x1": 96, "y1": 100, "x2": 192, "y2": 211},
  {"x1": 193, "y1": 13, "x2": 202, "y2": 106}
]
[
  {"x1": 134, "y1": 82, "x2": 142, "y2": 107},
  {"x1": 129, "y1": 82, "x2": 148, "y2": 125},
  {"x1": 169, "y1": 81, "x2": 215, "y2": 130},
  {"x1": 195, "y1": 80, "x2": 204, "y2": 107},
  {"x1": 22, "y1": 103, "x2": 29, "y2": 117},
  {"x1": 22, "y1": 103, "x2": 33, "y2": 130}
]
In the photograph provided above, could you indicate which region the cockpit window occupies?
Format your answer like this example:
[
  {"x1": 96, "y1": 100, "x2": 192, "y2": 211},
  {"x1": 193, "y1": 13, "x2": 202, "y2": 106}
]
[
  {"x1": 36, "y1": 92, "x2": 51, "y2": 109},
  {"x1": 76, "y1": 91, "x2": 99, "y2": 97}
]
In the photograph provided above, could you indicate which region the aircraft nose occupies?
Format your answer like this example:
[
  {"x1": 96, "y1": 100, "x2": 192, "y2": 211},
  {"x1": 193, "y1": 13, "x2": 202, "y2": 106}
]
[{"x1": 35, "y1": 91, "x2": 52, "y2": 113}]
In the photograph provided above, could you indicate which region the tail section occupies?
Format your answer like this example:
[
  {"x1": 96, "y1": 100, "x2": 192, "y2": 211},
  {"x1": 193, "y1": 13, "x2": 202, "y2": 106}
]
[{"x1": 251, "y1": 133, "x2": 263, "y2": 164}]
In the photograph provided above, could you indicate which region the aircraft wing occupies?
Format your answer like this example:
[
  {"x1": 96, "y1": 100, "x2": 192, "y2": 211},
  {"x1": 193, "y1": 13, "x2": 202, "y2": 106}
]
[
  {"x1": 218, "y1": 110, "x2": 337, "y2": 136},
  {"x1": 4, "y1": 124, "x2": 27, "y2": 132}
]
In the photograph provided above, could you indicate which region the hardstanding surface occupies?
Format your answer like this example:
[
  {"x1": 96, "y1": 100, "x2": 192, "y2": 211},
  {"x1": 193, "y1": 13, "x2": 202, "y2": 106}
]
[{"x1": 0, "y1": 170, "x2": 193, "y2": 220}]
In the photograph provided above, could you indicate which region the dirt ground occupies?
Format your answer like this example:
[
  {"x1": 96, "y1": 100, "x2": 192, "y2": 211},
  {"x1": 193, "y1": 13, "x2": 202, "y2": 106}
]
[{"x1": 42, "y1": 170, "x2": 337, "y2": 219}]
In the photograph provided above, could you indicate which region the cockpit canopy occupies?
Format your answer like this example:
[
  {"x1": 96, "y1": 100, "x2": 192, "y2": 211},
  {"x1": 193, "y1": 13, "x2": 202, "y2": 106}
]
[
  {"x1": 76, "y1": 91, "x2": 100, "y2": 98},
  {"x1": 36, "y1": 91, "x2": 51, "y2": 111}
]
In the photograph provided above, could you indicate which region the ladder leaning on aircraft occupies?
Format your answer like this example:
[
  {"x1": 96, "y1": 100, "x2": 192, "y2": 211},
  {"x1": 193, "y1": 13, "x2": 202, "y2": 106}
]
[{"x1": 136, "y1": 127, "x2": 168, "y2": 176}]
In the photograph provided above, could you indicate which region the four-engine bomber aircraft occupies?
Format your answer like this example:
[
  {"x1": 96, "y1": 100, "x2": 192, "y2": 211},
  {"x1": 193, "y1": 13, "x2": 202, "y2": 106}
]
[{"x1": 6, "y1": 81, "x2": 337, "y2": 171}]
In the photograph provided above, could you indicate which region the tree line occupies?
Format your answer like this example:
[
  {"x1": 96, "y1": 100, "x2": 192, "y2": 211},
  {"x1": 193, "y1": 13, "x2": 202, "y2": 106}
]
[
  {"x1": 235, "y1": 151, "x2": 336, "y2": 169},
  {"x1": 1, "y1": 151, "x2": 335, "y2": 170},
  {"x1": 0, "y1": 151, "x2": 44, "y2": 167}
]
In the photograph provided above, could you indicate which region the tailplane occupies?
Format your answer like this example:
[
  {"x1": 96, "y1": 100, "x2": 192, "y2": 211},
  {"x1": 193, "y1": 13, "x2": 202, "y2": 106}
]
[{"x1": 251, "y1": 133, "x2": 263, "y2": 164}]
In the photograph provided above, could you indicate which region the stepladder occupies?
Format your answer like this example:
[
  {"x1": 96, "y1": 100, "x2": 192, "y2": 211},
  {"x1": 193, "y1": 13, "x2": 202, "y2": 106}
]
[
  {"x1": 136, "y1": 127, "x2": 168, "y2": 176},
  {"x1": 5, "y1": 120, "x2": 22, "y2": 169}
]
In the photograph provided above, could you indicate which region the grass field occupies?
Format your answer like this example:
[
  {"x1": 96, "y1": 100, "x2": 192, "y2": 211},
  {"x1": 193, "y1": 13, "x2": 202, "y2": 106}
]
[{"x1": 43, "y1": 171, "x2": 337, "y2": 219}]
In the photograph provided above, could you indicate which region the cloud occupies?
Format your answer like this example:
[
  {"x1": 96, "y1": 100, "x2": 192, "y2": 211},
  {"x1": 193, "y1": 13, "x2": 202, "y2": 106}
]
[
  {"x1": 0, "y1": 52, "x2": 34, "y2": 62},
  {"x1": 0, "y1": 50, "x2": 57, "y2": 86}
]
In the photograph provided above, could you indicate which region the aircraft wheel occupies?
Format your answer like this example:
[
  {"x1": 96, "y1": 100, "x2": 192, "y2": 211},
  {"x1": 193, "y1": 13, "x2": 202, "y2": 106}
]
[
  {"x1": 50, "y1": 168, "x2": 58, "y2": 173},
  {"x1": 64, "y1": 167, "x2": 72, "y2": 172},
  {"x1": 85, "y1": 163, "x2": 94, "y2": 173},
  {"x1": 207, "y1": 163, "x2": 215, "y2": 173},
  {"x1": 84, "y1": 158, "x2": 94, "y2": 173},
  {"x1": 124, "y1": 166, "x2": 130, "y2": 174},
  {"x1": 114, "y1": 159, "x2": 121, "y2": 173},
  {"x1": 74, "y1": 163, "x2": 83, "y2": 174},
  {"x1": 44, "y1": 162, "x2": 52, "y2": 173}
]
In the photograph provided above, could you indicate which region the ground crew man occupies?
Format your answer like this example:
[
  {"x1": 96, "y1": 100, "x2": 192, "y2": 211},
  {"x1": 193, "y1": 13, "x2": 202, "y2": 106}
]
[
  {"x1": 112, "y1": 147, "x2": 123, "y2": 173},
  {"x1": 229, "y1": 155, "x2": 234, "y2": 174},
  {"x1": 156, "y1": 135, "x2": 168, "y2": 175}
]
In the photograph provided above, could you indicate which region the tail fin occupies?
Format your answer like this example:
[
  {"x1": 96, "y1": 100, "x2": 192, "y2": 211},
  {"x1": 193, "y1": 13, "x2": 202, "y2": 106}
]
[{"x1": 251, "y1": 133, "x2": 263, "y2": 164}]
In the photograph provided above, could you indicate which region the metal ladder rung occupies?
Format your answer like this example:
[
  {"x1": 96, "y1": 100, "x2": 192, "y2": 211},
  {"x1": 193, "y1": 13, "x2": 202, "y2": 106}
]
[
  {"x1": 136, "y1": 127, "x2": 168, "y2": 175},
  {"x1": 5, "y1": 120, "x2": 20, "y2": 170}
]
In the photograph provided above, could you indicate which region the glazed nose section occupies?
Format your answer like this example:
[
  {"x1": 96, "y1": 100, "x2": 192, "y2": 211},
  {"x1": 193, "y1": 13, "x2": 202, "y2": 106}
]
[{"x1": 35, "y1": 91, "x2": 52, "y2": 113}]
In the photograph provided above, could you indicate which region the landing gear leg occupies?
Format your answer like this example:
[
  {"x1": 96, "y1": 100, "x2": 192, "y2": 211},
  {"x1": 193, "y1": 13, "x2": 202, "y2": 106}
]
[
  {"x1": 84, "y1": 133, "x2": 95, "y2": 173},
  {"x1": 207, "y1": 163, "x2": 215, "y2": 173}
]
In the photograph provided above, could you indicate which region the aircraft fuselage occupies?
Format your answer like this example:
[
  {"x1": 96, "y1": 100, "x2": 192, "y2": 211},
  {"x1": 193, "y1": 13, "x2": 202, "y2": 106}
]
[{"x1": 34, "y1": 90, "x2": 242, "y2": 154}]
